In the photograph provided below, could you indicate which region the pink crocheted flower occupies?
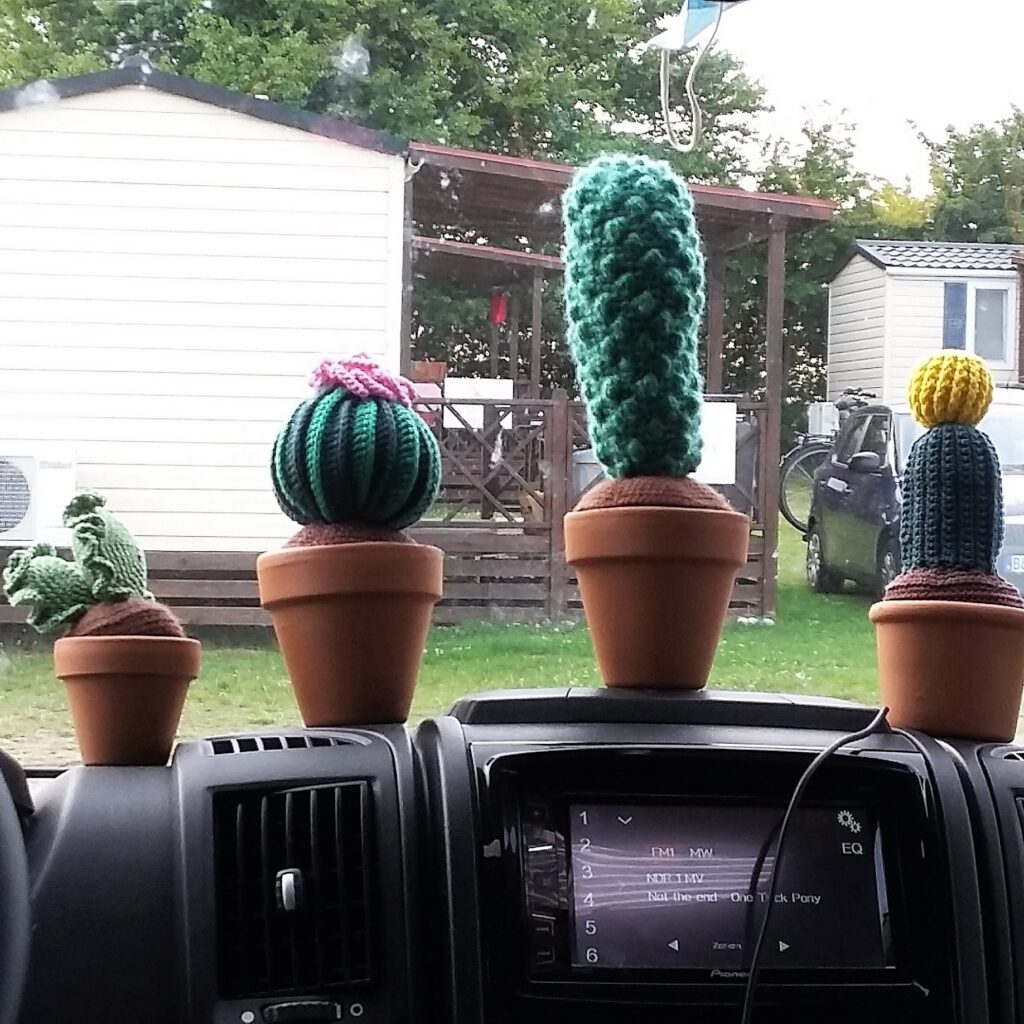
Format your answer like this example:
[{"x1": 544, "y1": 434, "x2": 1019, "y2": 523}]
[{"x1": 309, "y1": 356, "x2": 417, "y2": 407}]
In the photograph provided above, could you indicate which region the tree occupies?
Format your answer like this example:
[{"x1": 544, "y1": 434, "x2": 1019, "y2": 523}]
[
  {"x1": 926, "y1": 108, "x2": 1024, "y2": 243},
  {"x1": 1, "y1": 0, "x2": 765, "y2": 176},
  {"x1": 721, "y1": 119, "x2": 925, "y2": 440}
]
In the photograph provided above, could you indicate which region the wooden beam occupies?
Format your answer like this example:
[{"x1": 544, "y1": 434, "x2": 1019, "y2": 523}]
[
  {"x1": 547, "y1": 389, "x2": 570, "y2": 619},
  {"x1": 706, "y1": 247, "x2": 726, "y2": 394},
  {"x1": 412, "y1": 235, "x2": 564, "y2": 272},
  {"x1": 531, "y1": 267, "x2": 544, "y2": 398},
  {"x1": 508, "y1": 290, "x2": 521, "y2": 388},
  {"x1": 489, "y1": 318, "x2": 500, "y2": 377},
  {"x1": 763, "y1": 216, "x2": 788, "y2": 619}
]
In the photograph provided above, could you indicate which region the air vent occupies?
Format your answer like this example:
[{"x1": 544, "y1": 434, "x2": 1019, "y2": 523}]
[
  {"x1": 994, "y1": 747, "x2": 1024, "y2": 761},
  {"x1": 207, "y1": 735, "x2": 353, "y2": 755},
  {"x1": 214, "y1": 782, "x2": 372, "y2": 999}
]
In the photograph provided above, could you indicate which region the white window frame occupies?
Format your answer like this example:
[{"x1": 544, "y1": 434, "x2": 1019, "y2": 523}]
[{"x1": 948, "y1": 279, "x2": 1014, "y2": 367}]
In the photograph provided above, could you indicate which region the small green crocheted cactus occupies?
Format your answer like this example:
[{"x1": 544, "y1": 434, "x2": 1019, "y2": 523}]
[
  {"x1": 563, "y1": 155, "x2": 705, "y2": 479},
  {"x1": 271, "y1": 357, "x2": 441, "y2": 535},
  {"x1": 2, "y1": 492, "x2": 183, "y2": 635},
  {"x1": 886, "y1": 353, "x2": 1023, "y2": 607}
]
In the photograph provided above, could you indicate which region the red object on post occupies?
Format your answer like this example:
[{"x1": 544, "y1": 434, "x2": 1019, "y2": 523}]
[{"x1": 489, "y1": 291, "x2": 509, "y2": 326}]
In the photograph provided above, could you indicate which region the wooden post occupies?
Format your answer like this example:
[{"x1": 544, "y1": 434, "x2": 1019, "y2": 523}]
[
  {"x1": 508, "y1": 290, "x2": 521, "y2": 389},
  {"x1": 706, "y1": 247, "x2": 726, "y2": 394},
  {"x1": 400, "y1": 172, "x2": 414, "y2": 376},
  {"x1": 489, "y1": 319, "x2": 500, "y2": 377},
  {"x1": 763, "y1": 217, "x2": 788, "y2": 620},
  {"x1": 531, "y1": 268, "x2": 544, "y2": 399},
  {"x1": 547, "y1": 389, "x2": 570, "y2": 620}
]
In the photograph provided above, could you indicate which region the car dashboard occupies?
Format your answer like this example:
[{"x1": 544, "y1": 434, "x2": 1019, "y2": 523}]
[{"x1": 9, "y1": 687, "x2": 1024, "y2": 1024}]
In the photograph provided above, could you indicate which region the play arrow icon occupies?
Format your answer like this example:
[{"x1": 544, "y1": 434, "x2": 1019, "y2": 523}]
[
  {"x1": 617, "y1": 815, "x2": 633, "y2": 825},
  {"x1": 778, "y1": 941, "x2": 790, "y2": 953},
  {"x1": 668, "y1": 939, "x2": 680, "y2": 952}
]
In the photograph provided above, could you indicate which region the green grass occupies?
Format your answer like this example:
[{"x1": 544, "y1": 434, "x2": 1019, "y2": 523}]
[{"x1": 0, "y1": 527, "x2": 879, "y2": 763}]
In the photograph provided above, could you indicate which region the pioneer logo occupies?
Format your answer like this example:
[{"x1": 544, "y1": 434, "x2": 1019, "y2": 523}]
[{"x1": 709, "y1": 969, "x2": 749, "y2": 979}]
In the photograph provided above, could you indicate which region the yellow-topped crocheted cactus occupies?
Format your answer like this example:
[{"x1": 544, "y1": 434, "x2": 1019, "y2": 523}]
[{"x1": 908, "y1": 352, "x2": 993, "y2": 428}]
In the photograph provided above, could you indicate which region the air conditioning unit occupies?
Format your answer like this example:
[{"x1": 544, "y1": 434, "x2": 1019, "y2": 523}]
[{"x1": 0, "y1": 450, "x2": 77, "y2": 546}]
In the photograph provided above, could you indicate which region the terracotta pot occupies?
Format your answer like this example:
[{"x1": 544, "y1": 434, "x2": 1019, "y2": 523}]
[
  {"x1": 257, "y1": 542, "x2": 444, "y2": 725},
  {"x1": 565, "y1": 506, "x2": 750, "y2": 689},
  {"x1": 53, "y1": 636, "x2": 201, "y2": 766},
  {"x1": 870, "y1": 599, "x2": 1024, "y2": 741}
]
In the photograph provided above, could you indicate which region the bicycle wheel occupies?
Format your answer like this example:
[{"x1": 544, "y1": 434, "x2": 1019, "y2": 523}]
[{"x1": 780, "y1": 442, "x2": 832, "y2": 533}]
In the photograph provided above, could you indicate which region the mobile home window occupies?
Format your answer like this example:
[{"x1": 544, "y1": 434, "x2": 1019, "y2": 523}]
[{"x1": 942, "y1": 281, "x2": 1011, "y2": 363}]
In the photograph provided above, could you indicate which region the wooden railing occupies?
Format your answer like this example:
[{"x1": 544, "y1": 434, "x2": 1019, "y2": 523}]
[{"x1": 0, "y1": 392, "x2": 770, "y2": 628}]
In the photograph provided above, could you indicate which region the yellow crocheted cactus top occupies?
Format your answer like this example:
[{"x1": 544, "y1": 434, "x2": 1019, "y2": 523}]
[{"x1": 907, "y1": 352, "x2": 993, "y2": 428}]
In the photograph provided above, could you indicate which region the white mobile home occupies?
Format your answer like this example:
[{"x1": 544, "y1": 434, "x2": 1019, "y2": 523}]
[
  {"x1": 828, "y1": 240, "x2": 1024, "y2": 403},
  {"x1": 0, "y1": 62, "x2": 408, "y2": 551}
]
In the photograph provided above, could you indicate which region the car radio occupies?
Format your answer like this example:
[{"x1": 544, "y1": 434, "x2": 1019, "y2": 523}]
[{"x1": 476, "y1": 743, "x2": 951, "y2": 1019}]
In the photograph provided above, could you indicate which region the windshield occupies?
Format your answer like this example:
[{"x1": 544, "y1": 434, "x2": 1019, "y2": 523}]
[
  {"x1": 2, "y1": 0, "x2": 1024, "y2": 766},
  {"x1": 897, "y1": 408, "x2": 1024, "y2": 473}
]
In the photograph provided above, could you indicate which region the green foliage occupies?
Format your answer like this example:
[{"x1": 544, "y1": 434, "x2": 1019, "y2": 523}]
[
  {"x1": 271, "y1": 387, "x2": 441, "y2": 531},
  {"x1": 564, "y1": 156, "x2": 705, "y2": 478},
  {"x1": 720, "y1": 119, "x2": 928, "y2": 442},
  {"x1": 925, "y1": 108, "x2": 1024, "y2": 243},
  {"x1": 900, "y1": 425, "x2": 1003, "y2": 572}
]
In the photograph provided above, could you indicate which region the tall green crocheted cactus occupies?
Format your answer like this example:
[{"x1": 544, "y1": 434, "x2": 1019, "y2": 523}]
[
  {"x1": 272, "y1": 358, "x2": 441, "y2": 532},
  {"x1": 900, "y1": 353, "x2": 1001, "y2": 572},
  {"x1": 563, "y1": 155, "x2": 705, "y2": 478}
]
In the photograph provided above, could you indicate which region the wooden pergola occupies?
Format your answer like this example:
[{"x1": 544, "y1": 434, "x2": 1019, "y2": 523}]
[{"x1": 405, "y1": 141, "x2": 837, "y2": 615}]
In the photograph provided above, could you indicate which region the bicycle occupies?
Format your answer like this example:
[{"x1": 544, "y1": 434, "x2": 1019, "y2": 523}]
[{"x1": 779, "y1": 389, "x2": 876, "y2": 534}]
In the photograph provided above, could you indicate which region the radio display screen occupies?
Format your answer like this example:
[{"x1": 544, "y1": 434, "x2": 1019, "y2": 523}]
[{"x1": 568, "y1": 803, "x2": 891, "y2": 971}]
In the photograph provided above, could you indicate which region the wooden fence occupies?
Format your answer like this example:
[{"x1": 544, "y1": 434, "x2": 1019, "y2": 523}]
[{"x1": 0, "y1": 393, "x2": 771, "y2": 629}]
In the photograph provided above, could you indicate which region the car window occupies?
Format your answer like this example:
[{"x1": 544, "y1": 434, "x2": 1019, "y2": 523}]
[
  {"x1": 857, "y1": 415, "x2": 891, "y2": 464},
  {"x1": 833, "y1": 416, "x2": 870, "y2": 465}
]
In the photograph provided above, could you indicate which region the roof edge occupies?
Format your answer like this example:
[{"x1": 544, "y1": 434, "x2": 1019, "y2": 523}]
[{"x1": 0, "y1": 66, "x2": 408, "y2": 157}]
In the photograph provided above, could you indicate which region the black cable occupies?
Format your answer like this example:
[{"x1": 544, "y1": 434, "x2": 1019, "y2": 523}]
[{"x1": 738, "y1": 706, "x2": 891, "y2": 1024}]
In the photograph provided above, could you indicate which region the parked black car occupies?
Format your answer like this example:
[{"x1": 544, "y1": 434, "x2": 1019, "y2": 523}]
[{"x1": 805, "y1": 391, "x2": 1024, "y2": 596}]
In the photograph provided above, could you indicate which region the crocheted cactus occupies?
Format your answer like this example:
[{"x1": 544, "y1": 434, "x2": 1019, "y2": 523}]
[
  {"x1": 887, "y1": 353, "x2": 1023, "y2": 607},
  {"x1": 271, "y1": 357, "x2": 441, "y2": 535},
  {"x1": 563, "y1": 155, "x2": 705, "y2": 479},
  {"x1": 2, "y1": 492, "x2": 184, "y2": 635}
]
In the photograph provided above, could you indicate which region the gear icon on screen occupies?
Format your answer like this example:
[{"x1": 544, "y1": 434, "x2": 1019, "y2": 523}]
[{"x1": 837, "y1": 810, "x2": 862, "y2": 834}]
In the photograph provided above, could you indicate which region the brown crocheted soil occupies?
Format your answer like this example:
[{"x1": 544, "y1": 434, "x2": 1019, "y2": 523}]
[
  {"x1": 67, "y1": 598, "x2": 186, "y2": 637},
  {"x1": 286, "y1": 522, "x2": 412, "y2": 547},
  {"x1": 884, "y1": 568, "x2": 1024, "y2": 609},
  {"x1": 574, "y1": 476, "x2": 733, "y2": 512}
]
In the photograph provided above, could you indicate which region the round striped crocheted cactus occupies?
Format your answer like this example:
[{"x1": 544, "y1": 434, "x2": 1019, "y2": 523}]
[
  {"x1": 563, "y1": 155, "x2": 705, "y2": 480},
  {"x1": 887, "y1": 353, "x2": 1022, "y2": 607},
  {"x1": 271, "y1": 358, "x2": 441, "y2": 535}
]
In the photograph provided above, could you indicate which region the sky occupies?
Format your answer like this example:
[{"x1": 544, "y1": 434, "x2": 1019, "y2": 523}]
[{"x1": 713, "y1": 0, "x2": 1024, "y2": 192}]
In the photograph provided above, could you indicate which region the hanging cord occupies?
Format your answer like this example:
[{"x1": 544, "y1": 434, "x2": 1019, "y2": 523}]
[
  {"x1": 659, "y1": 1, "x2": 725, "y2": 154},
  {"x1": 738, "y1": 706, "x2": 891, "y2": 1024}
]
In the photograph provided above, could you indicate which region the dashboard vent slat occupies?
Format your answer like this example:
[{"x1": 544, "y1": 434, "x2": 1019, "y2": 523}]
[
  {"x1": 214, "y1": 782, "x2": 372, "y2": 999},
  {"x1": 207, "y1": 735, "x2": 352, "y2": 755}
]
